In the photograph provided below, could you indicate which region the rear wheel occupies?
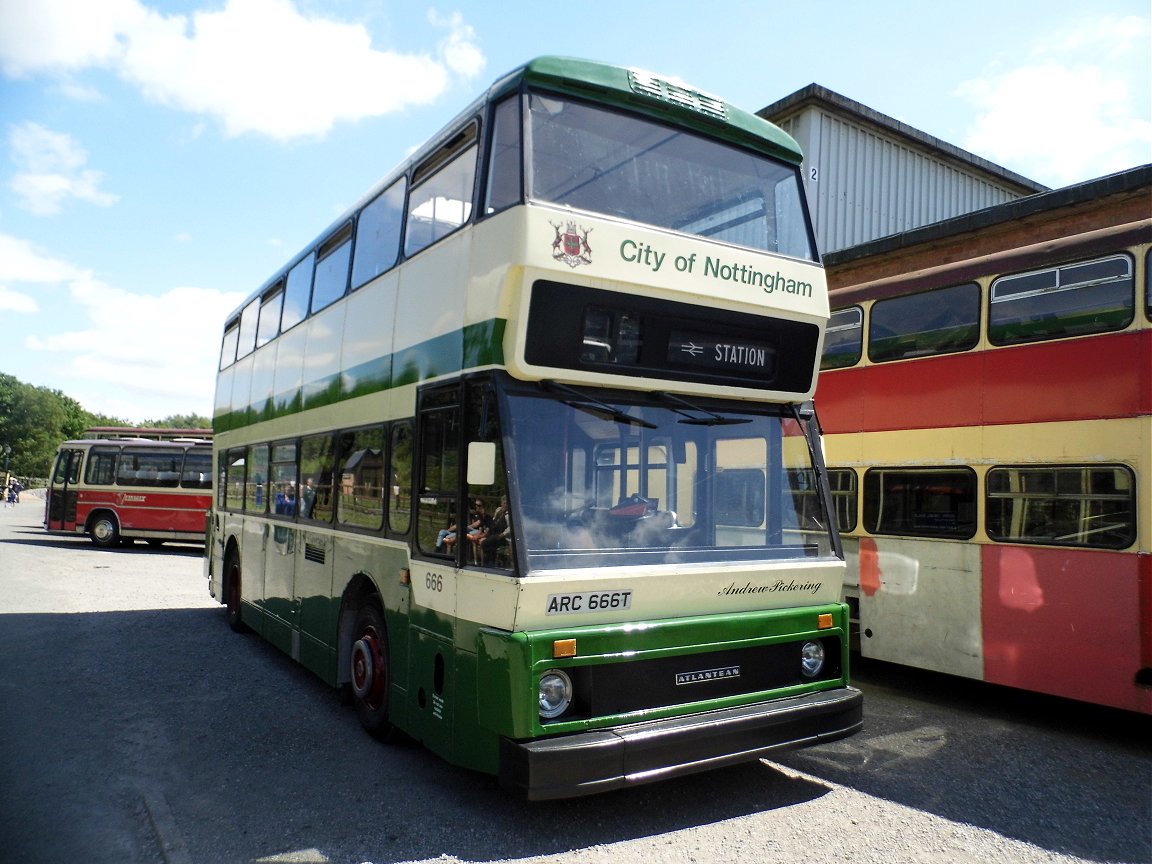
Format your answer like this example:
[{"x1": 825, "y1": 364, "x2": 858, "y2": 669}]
[
  {"x1": 225, "y1": 552, "x2": 248, "y2": 633},
  {"x1": 350, "y1": 601, "x2": 396, "y2": 741},
  {"x1": 89, "y1": 513, "x2": 120, "y2": 549}
]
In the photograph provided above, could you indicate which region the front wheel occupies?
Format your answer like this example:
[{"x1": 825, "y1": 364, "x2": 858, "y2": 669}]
[
  {"x1": 350, "y1": 601, "x2": 396, "y2": 741},
  {"x1": 89, "y1": 513, "x2": 120, "y2": 548}
]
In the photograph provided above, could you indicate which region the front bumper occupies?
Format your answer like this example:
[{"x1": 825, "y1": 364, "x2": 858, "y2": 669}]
[{"x1": 500, "y1": 685, "x2": 863, "y2": 800}]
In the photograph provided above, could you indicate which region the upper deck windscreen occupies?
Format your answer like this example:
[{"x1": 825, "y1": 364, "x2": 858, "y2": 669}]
[{"x1": 526, "y1": 93, "x2": 816, "y2": 262}]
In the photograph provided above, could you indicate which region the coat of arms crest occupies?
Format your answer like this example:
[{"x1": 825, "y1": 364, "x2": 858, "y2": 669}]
[{"x1": 550, "y1": 221, "x2": 593, "y2": 268}]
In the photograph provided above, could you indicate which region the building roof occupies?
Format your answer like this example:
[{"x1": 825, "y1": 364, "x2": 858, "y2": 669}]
[{"x1": 759, "y1": 83, "x2": 1048, "y2": 198}]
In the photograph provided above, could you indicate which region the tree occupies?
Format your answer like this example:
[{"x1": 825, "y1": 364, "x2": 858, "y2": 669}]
[
  {"x1": 0, "y1": 373, "x2": 209, "y2": 481},
  {"x1": 0, "y1": 374, "x2": 91, "y2": 478}
]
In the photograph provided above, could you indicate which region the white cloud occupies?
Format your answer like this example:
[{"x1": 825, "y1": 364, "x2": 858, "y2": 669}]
[
  {"x1": 8, "y1": 122, "x2": 119, "y2": 215},
  {"x1": 26, "y1": 277, "x2": 246, "y2": 419},
  {"x1": 430, "y1": 10, "x2": 485, "y2": 78},
  {"x1": 0, "y1": 0, "x2": 486, "y2": 140},
  {"x1": 956, "y1": 15, "x2": 1152, "y2": 186},
  {"x1": 0, "y1": 230, "x2": 243, "y2": 418},
  {"x1": 0, "y1": 232, "x2": 89, "y2": 283},
  {"x1": 0, "y1": 0, "x2": 143, "y2": 76},
  {"x1": 0, "y1": 286, "x2": 38, "y2": 313}
]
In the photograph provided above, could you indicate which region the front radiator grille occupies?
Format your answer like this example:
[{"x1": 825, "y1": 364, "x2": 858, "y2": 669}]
[{"x1": 566, "y1": 638, "x2": 842, "y2": 719}]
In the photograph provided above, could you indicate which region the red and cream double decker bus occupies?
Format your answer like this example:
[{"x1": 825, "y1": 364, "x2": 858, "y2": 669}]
[
  {"x1": 45, "y1": 437, "x2": 213, "y2": 548},
  {"x1": 816, "y1": 167, "x2": 1151, "y2": 714}
]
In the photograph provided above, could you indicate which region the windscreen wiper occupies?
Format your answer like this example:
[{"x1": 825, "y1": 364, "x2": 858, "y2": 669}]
[
  {"x1": 656, "y1": 391, "x2": 751, "y2": 426},
  {"x1": 543, "y1": 381, "x2": 658, "y2": 429}
]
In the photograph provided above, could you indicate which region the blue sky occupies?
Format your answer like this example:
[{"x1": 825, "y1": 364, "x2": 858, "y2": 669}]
[{"x1": 0, "y1": 0, "x2": 1148, "y2": 423}]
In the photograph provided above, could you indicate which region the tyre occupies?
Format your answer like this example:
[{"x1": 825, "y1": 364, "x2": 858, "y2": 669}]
[
  {"x1": 350, "y1": 601, "x2": 396, "y2": 741},
  {"x1": 224, "y1": 551, "x2": 249, "y2": 633},
  {"x1": 89, "y1": 513, "x2": 120, "y2": 549}
]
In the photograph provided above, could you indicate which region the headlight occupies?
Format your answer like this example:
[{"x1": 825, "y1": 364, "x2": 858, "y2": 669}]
[
  {"x1": 800, "y1": 641, "x2": 825, "y2": 678},
  {"x1": 539, "y1": 669, "x2": 573, "y2": 719}
]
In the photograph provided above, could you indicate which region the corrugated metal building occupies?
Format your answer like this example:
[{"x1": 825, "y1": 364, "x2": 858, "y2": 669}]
[{"x1": 759, "y1": 84, "x2": 1048, "y2": 255}]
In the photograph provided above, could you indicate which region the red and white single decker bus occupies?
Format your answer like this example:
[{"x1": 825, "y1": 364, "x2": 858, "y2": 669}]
[{"x1": 45, "y1": 437, "x2": 213, "y2": 548}]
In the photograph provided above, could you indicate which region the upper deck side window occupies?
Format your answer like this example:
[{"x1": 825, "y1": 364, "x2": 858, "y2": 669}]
[
  {"x1": 310, "y1": 223, "x2": 353, "y2": 314},
  {"x1": 219, "y1": 320, "x2": 240, "y2": 370},
  {"x1": 351, "y1": 178, "x2": 406, "y2": 289},
  {"x1": 236, "y1": 297, "x2": 260, "y2": 360},
  {"x1": 989, "y1": 253, "x2": 1134, "y2": 345},
  {"x1": 821, "y1": 307, "x2": 863, "y2": 370},
  {"x1": 405, "y1": 123, "x2": 479, "y2": 257},
  {"x1": 281, "y1": 253, "x2": 314, "y2": 333},
  {"x1": 256, "y1": 281, "x2": 284, "y2": 349},
  {"x1": 869, "y1": 282, "x2": 980, "y2": 363},
  {"x1": 525, "y1": 92, "x2": 816, "y2": 261}
]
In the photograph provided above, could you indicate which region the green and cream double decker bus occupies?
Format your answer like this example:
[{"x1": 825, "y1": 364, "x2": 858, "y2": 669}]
[{"x1": 207, "y1": 57, "x2": 862, "y2": 799}]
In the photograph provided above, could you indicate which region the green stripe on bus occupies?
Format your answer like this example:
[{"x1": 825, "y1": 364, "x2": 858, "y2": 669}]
[{"x1": 215, "y1": 319, "x2": 506, "y2": 433}]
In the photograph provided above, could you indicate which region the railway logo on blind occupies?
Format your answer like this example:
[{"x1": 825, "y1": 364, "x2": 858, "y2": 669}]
[{"x1": 550, "y1": 221, "x2": 593, "y2": 268}]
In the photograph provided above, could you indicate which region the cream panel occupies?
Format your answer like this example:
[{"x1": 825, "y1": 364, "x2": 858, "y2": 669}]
[
  {"x1": 520, "y1": 207, "x2": 829, "y2": 319},
  {"x1": 856, "y1": 537, "x2": 984, "y2": 680},
  {"x1": 393, "y1": 231, "x2": 470, "y2": 352},
  {"x1": 498, "y1": 559, "x2": 844, "y2": 632}
]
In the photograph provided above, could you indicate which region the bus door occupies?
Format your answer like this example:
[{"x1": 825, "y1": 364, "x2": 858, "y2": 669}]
[
  {"x1": 410, "y1": 385, "x2": 466, "y2": 759},
  {"x1": 47, "y1": 448, "x2": 84, "y2": 530}
]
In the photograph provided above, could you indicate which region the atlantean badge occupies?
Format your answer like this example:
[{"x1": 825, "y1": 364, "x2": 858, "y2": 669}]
[{"x1": 550, "y1": 221, "x2": 593, "y2": 268}]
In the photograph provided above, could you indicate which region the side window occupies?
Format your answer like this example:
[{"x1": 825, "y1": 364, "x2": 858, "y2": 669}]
[
  {"x1": 1145, "y1": 247, "x2": 1151, "y2": 322},
  {"x1": 181, "y1": 449, "x2": 212, "y2": 489},
  {"x1": 219, "y1": 320, "x2": 240, "y2": 370},
  {"x1": 245, "y1": 444, "x2": 269, "y2": 513},
  {"x1": 84, "y1": 447, "x2": 119, "y2": 486},
  {"x1": 869, "y1": 283, "x2": 980, "y2": 362},
  {"x1": 821, "y1": 306, "x2": 863, "y2": 370},
  {"x1": 388, "y1": 422, "x2": 413, "y2": 535},
  {"x1": 256, "y1": 282, "x2": 284, "y2": 348},
  {"x1": 484, "y1": 96, "x2": 521, "y2": 215},
  {"x1": 987, "y1": 464, "x2": 1135, "y2": 549},
  {"x1": 863, "y1": 467, "x2": 977, "y2": 539},
  {"x1": 310, "y1": 224, "x2": 353, "y2": 314},
  {"x1": 405, "y1": 124, "x2": 478, "y2": 257},
  {"x1": 118, "y1": 447, "x2": 183, "y2": 488},
  {"x1": 236, "y1": 298, "x2": 260, "y2": 360},
  {"x1": 336, "y1": 426, "x2": 386, "y2": 530},
  {"x1": 417, "y1": 393, "x2": 461, "y2": 555},
  {"x1": 224, "y1": 448, "x2": 246, "y2": 510},
  {"x1": 300, "y1": 434, "x2": 335, "y2": 522},
  {"x1": 281, "y1": 253, "x2": 314, "y2": 333},
  {"x1": 828, "y1": 468, "x2": 858, "y2": 532},
  {"x1": 270, "y1": 442, "x2": 299, "y2": 516},
  {"x1": 351, "y1": 178, "x2": 406, "y2": 289},
  {"x1": 466, "y1": 380, "x2": 511, "y2": 569},
  {"x1": 989, "y1": 253, "x2": 1134, "y2": 345}
]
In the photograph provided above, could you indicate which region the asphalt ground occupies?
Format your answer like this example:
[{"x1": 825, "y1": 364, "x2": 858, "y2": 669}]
[{"x1": 1, "y1": 492, "x2": 1149, "y2": 864}]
